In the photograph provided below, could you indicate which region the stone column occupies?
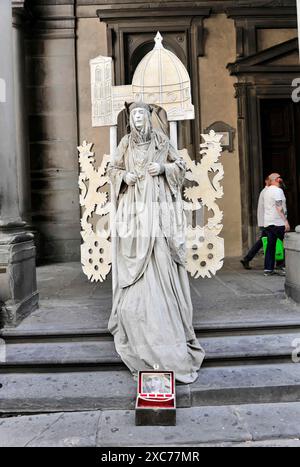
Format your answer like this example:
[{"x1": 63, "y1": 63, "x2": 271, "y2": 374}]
[
  {"x1": 12, "y1": 4, "x2": 32, "y2": 224},
  {"x1": 0, "y1": 1, "x2": 38, "y2": 327},
  {"x1": 0, "y1": 1, "x2": 23, "y2": 227},
  {"x1": 285, "y1": 227, "x2": 300, "y2": 304}
]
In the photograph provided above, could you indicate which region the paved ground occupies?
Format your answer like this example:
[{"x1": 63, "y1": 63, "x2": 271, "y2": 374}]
[
  {"x1": 1, "y1": 403, "x2": 300, "y2": 447},
  {"x1": 11, "y1": 255, "x2": 299, "y2": 335}
]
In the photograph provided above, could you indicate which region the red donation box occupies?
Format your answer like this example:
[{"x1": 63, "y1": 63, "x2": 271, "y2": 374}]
[{"x1": 135, "y1": 370, "x2": 176, "y2": 426}]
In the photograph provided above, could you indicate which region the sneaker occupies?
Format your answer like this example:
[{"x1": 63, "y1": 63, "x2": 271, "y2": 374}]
[
  {"x1": 240, "y1": 259, "x2": 251, "y2": 270},
  {"x1": 276, "y1": 269, "x2": 286, "y2": 276},
  {"x1": 264, "y1": 270, "x2": 276, "y2": 276}
]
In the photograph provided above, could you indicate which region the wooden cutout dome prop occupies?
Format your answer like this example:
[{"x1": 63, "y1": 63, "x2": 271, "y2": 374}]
[
  {"x1": 90, "y1": 32, "x2": 194, "y2": 127},
  {"x1": 132, "y1": 32, "x2": 194, "y2": 121}
]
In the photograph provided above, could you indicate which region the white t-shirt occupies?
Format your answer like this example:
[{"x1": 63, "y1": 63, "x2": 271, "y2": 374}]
[
  {"x1": 263, "y1": 185, "x2": 287, "y2": 227},
  {"x1": 257, "y1": 187, "x2": 267, "y2": 227}
]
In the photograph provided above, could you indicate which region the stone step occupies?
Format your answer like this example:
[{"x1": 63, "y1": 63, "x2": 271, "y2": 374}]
[
  {"x1": 0, "y1": 332, "x2": 299, "y2": 368},
  {"x1": 3, "y1": 317, "x2": 300, "y2": 340},
  {"x1": 1, "y1": 363, "x2": 300, "y2": 414}
]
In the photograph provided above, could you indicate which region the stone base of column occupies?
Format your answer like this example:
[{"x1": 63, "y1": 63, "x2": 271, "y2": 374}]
[
  {"x1": 0, "y1": 231, "x2": 39, "y2": 328},
  {"x1": 285, "y1": 228, "x2": 300, "y2": 304}
]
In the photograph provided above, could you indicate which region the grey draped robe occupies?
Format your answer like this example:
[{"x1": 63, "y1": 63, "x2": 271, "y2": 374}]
[{"x1": 107, "y1": 129, "x2": 205, "y2": 383}]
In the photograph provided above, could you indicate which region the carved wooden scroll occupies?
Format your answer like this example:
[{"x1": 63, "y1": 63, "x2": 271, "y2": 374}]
[
  {"x1": 181, "y1": 130, "x2": 224, "y2": 278},
  {"x1": 78, "y1": 141, "x2": 111, "y2": 282}
]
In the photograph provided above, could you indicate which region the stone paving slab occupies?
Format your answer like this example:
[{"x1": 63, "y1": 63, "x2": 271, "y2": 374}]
[
  {"x1": 1, "y1": 402, "x2": 300, "y2": 447},
  {"x1": 97, "y1": 406, "x2": 250, "y2": 446},
  {"x1": 97, "y1": 402, "x2": 300, "y2": 446},
  {"x1": 236, "y1": 403, "x2": 300, "y2": 441},
  {"x1": 0, "y1": 411, "x2": 101, "y2": 447}
]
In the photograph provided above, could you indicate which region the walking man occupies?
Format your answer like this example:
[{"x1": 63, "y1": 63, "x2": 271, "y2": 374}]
[
  {"x1": 263, "y1": 173, "x2": 290, "y2": 276},
  {"x1": 240, "y1": 176, "x2": 270, "y2": 270}
]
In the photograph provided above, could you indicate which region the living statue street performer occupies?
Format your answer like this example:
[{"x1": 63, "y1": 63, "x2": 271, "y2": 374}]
[{"x1": 107, "y1": 102, "x2": 205, "y2": 383}]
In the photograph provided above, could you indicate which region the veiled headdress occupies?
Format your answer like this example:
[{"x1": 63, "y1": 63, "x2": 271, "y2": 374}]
[{"x1": 128, "y1": 103, "x2": 152, "y2": 144}]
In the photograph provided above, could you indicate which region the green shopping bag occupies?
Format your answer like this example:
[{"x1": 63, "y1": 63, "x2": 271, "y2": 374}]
[{"x1": 262, "y1": 236, "x2": 284, "y2": 261}]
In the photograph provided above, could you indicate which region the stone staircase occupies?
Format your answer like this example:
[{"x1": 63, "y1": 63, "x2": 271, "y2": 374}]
[
  {"x1": 1, "y1": 261, "x2": 300, "y2": 415},
  {"x1": 1, "y1": 320, "x2": 300, "y2": 414}
]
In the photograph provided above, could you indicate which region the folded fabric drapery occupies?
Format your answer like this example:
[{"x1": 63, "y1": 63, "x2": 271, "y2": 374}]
[{"x1": 107, "y1": 105, "x2": 205, "y2": 383}]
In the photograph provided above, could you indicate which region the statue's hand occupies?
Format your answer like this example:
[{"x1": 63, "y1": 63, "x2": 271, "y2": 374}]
[
  {"x1": 124, "y1": 172, "x2": 137, "y2": 186},
  {"x1": 148, "y1": 162, "x2": 164, "y2": 176}
]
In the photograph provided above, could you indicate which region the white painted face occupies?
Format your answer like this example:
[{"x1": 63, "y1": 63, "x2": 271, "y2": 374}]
[
  {"x1": 131, "y1": 107, "x2": 147, "y2": 130},
  {"x1": 150, "y1": 376, "x2": 162, "y2": 391}
]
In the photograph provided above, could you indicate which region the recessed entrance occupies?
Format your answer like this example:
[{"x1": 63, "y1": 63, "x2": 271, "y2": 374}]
[{"x1": 260, "y1": 98, "x2": 300, "y2": 229}]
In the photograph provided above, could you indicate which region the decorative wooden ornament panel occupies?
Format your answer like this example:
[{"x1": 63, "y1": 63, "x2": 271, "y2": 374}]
[
  {"x1": 78, "y1": 141, "x2": 112, "y2": 282},
  {"x1": 78, "y1": 130, "x2": 224, "y2": 281},
  {"x1": 181, "y1": 130, "x2": 225, "y2": 278}
]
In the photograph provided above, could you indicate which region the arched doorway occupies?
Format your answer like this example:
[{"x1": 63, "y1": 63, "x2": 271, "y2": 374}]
[
  {"x1": 260, "y1": 98, "x2": 300, "y2": 229},
  {"x1": 228, "y1": 37, "x2": 300, "y2": 251}
]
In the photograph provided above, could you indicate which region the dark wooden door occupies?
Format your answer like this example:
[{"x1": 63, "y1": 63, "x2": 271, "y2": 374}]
[{"x1": 260, "y1": 98, "x2": 300, "y2": 229}]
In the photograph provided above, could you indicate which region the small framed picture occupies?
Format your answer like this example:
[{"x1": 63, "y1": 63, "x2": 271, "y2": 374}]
[{"x1": 141, "y1": 372, "x2": 172, "y2": 395}]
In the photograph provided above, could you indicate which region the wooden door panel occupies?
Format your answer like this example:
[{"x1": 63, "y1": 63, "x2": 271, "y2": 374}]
[{"x1": 260, "y1": 99, "x2": 300, "y2": 229}]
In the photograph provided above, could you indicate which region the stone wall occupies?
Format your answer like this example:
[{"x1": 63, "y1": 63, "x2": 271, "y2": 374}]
[
  {"x1": 257, "y1": 28, "x2": 298, "y2": 51},
  {"x1": 199, "y1": 14, "x2": 242, "y2": 257},
  {"x1": 77, "y1": 18, "x2": 110, "y2": 167},
  {"x1": 26, "y1": 3, "x2": 81, "y2": 263}
]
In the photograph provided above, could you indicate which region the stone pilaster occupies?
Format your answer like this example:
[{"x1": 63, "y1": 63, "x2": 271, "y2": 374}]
[
  {"x1": 0, "y1": 1, "x2": 38, "y2": 328},
  {"x1": 0, "y1": 1, "x2": 24, "y2": 228},
  {"x1": 12, "y1": 3, "x2": 32, "y2": 225},
  {"x1": 25, "y1": 0, "x2": 80, "y2": 263}
]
